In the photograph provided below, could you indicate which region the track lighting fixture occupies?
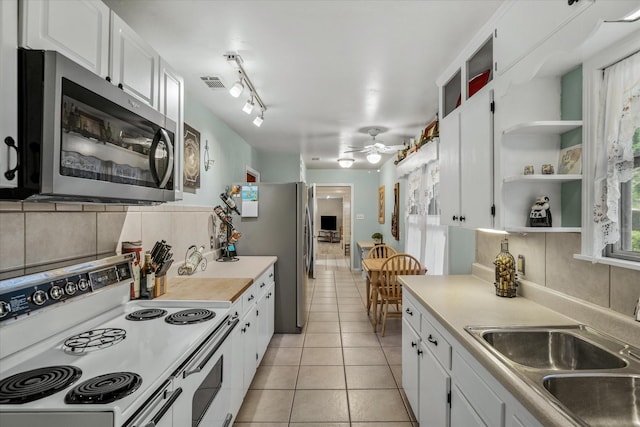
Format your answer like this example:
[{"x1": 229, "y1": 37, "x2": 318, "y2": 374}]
[
  {"x1": 253, "y1": 111, "x2": 264, "y2": 127},
  {"x1": 337, "y1": 158, "x2": 355, "y2": 168},
  {"x1": 366, "y1": 151, "x2": 382, "y2": 164},
  {"x1": 242, "y1": 97, "x2": 255, "y2": 114},
  {"x1": 225, "y1": 53, "x2": 267, "y2": 126}
]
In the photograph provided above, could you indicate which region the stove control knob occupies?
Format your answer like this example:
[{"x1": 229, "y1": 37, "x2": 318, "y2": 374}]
[
  {"x1": 64, "y1": 281, "x2": 78, "y2": 295},
  {"x1": 32, "y1": 290, "x2": 47, "y2": 306},
  {"x1": 77, "y1": 278, "x2": 89, "y2": 291},
  {"x1": 0, "y1": 301, "x2": 11, "y2": 318},
  {"x1": 50, "y1": 285, "x2": 64, "y2": 300}
]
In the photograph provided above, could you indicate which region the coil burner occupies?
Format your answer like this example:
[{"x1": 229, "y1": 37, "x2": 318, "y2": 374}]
[
  {"x1": 164, "y1": 308, "x2": 215, "y2": 325},
  {"x1": 65, "y1": 372, "x2": 142, "y2": 404},
  {"x1": 63, "y1": 328, "x2": 126, "y2": 354},
  {"x1": 0, "y1": 366, "x2": 82, "y2": 404},
  {"x1": 125, "y1": 308, "x2": 168, "y2": 321}
]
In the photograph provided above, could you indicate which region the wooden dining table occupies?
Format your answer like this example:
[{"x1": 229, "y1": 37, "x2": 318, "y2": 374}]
[{"x1": 362, "y1": 257, "x2": 388, "y2": 332}]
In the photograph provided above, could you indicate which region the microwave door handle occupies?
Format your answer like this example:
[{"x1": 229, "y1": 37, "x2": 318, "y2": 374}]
[{"x1": 148, "y1": 128, "x2": 174, "y2": 189}]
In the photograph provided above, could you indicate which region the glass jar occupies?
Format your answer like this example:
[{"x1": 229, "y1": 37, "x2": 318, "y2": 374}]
[{"x1": 494, "y1": 239, "x2": 518, "y2": 298}]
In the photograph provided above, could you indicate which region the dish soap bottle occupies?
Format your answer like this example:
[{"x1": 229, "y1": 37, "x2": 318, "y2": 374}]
[
  {"x1": 494, "y1": 239, "x2": 518, "y2": 298},
  {"x1": 140, "y1": 252, "x2": 156, "y2": 299}
]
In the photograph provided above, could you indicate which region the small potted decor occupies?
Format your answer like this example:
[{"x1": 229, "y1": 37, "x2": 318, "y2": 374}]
[{"x1": 371, "y1": 232, "x2": 383, "y2": 245}]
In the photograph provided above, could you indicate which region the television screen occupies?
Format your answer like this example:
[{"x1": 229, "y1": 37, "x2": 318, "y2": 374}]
[{"x1": 320, "y1": 215, "x2": 337, "y2": 231}]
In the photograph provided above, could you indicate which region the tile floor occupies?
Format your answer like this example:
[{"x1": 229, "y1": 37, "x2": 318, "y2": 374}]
[{"x1": 235, "y1": 249, "x2": 415, "y2": 426}]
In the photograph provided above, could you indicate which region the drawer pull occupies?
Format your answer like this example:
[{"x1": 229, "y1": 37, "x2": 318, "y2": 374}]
[
  {"x1": 405, "y1": 308, "x2": 413, "y2": 316},
  {"x1": 411, "y1": 341, "x2": 417, "y2": 348},
  {"x1": 260, "y1": 282, "x2": 266, "y2": 288},
  {"x1": 417, "y1": 349, "x2": 423, "y2": 356},
  {"x1": 428, "y1": 334, "x2": 438, "y2": 346},
  {"x1": 248, "y1": 294, "x2": 255, "y2": 302}
]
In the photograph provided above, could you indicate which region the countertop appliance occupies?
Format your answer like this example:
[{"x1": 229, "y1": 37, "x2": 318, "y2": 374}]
[
  {"x1": 0, "y1": 254, "x2": 236, "y2": 427},
  {"x1": 234, "y1": 182, "x2": 309, "y2": 333},
  {"x1": 1, "y1": 49, "x2": 178, "y2": 204}
]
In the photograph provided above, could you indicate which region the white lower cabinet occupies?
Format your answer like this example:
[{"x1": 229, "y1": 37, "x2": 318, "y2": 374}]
[
  {"x1": 241, "y1": 303, "x2": 257, "y2": 395},
  {"x1": 228, "y1": 302, "x2": 245, "y2": 419},
  {"x1": 402, "y1": 292, "x2": 541, "y2": 427}
]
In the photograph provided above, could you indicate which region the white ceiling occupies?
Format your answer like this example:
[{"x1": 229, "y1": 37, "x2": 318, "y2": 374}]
[{"x1": 104, "y1": 0, "x2": 504, "y2": 169}]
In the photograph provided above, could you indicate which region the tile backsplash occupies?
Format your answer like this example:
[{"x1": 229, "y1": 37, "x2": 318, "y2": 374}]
[
  {"x1": 476, "y1": 231, "x2": 640, "y2": 319},
  {"x1": 0, "y1": 202, "x2": 217, "y2": 279}
]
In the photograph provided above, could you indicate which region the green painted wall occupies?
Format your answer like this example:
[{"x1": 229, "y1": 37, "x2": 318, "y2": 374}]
[
  {"x1": 177, "y1": 90, "x2": 258, "y2": 207},
  {"x1": 379, "y1": 158, "x2": 406, "y2": 253},
  {"x1": 256, "y1": 150, "x2": 301, "y2": 183},
  {"x1": 560, "y1": 65, "x2": 582, "y2": 227},
  {"x1": 307, "y1": 169, "x2": 381, "y2": 268}
]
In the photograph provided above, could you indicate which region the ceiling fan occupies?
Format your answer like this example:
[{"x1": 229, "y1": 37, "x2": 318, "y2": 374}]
[{"x1": 343, "y1": 128, "x2": 406, "y2": 155}]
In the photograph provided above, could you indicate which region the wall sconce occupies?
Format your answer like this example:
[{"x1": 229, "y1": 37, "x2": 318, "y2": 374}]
[{"x1": 204, "y1": 140, "x2": 215, "y2": 171}]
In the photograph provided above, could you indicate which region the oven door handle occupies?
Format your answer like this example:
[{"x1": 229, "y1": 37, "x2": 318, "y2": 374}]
[
  {"x1": 149, "y1": 127, "x2": 174, "y2": 189},
  {"x1": 183, "y1": 318, "x2": 239, "y2": 378},
  {"x1": 144, "y1": 387, "x2": 182, "y2": 427}
]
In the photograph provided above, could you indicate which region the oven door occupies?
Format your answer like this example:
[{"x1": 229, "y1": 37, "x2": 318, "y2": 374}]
[
  {"x1": 122, "y1": 379, "x2": 181, "y2": 427},
  {"x1": 173, "y1": 315, "x2": 239, "y2": 427}
]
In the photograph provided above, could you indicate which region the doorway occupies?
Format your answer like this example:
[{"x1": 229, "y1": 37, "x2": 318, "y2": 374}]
[{"x1": 313, "y1": 185, "x2": 353, "y2": 271}]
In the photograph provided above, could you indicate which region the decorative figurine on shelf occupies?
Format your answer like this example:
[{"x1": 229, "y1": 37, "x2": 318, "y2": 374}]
[
  {"x1": 215, "y1": 186, "x2": 242, "y2": 262},
  {"x1": 529, "y1": 195, "x2": 552, "y2": 227},
  {"x1": 493, "y1": 238, "x2": 518, "y2": 298}
]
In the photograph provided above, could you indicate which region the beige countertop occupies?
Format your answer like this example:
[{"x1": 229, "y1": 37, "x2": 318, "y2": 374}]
[
  {"x1": 399, "y1": 274, "x2": 581, "y2": 427},
  {"x1": 160, "y1": 256, "x2": 276, "y2": 303}
]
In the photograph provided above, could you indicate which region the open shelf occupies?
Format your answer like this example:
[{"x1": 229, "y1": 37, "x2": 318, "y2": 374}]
[
  {"x1": 503, "y1": 121, "x2": 582, "y2": 136},
  {"x1": 503, "y1": 174, "x2": 582, "y2": 183},
  {"x1": 506, "y1": 226, "x2": 581, "y2": 233}
]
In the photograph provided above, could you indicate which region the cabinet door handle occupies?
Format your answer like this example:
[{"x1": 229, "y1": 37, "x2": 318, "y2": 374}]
[
  {"x1": 417, "y1": 349, "x2": 423, "y2": 356},
  {"x1": 428, "y1": 334, "x2": 438, "y2": 346},
  {"x1": 260, "y1": 282, "x2": 266, "y2": 288},
  {"x1": 452, "y1": 215, "x2": 458, "y2": 221},
  {"x1": 246, "y1": 322, "x2": 251, "y2": 328},
  {"x1": 460, "y1": 216, "x2": 466, "y2": 222},
  {"x1": 4, "y1": 137, "x2": 19, "y2": 181},
  {"x1": 411, "y1": 341, "x2": 417, "y2": 348},
  {"x1": 248, "y1": 294, "x2": 255, "y2": 302},
  {"x1": 405, "y1": 308, "x2": 413, "y2": 316}
]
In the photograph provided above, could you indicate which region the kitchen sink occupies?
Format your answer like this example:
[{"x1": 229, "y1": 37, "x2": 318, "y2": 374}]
[
  {"x1": 465, "y1": 325, "x2": 640, "y2": 426},
  {"x1": 481, "y1": 329, "x2": 627, "y2": 370},
  {"x1": 543, "y1": 374, "x2": 640, "y2": 427}
]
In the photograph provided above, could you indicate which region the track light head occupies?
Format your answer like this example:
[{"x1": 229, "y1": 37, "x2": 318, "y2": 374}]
[
  {"x1": 242, "y1": 97, "x2": 255, "y2": 114},
  {"x1": 253, "y1": 111, "x2": 264, "y2": 127},
  {"x1": 229, "y1": 79, "x2": 244, "y2": 98}
]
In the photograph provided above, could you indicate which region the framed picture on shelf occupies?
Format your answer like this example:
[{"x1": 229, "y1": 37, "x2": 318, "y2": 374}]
[
  {"x1": 557, "y1": 144, "x2": 582, "y2": 175},
  {"x1": 183, "y1": 123, "x2": 201, "y2": 189},
  {"x1": 378, "y1": 186, "x2": 385, "y2": 224}
]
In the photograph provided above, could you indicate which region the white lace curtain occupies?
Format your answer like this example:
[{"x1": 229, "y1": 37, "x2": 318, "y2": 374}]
[{"x1": 593, "y1": 51, "x2": 640, "y2": 255}]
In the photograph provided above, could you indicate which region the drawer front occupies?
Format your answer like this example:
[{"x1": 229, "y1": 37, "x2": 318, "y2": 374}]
[
  {"x1": 242, "y1": 283, "x2": 257, "y2": 315},
  {"x1": 452, "y1": 351, "x2": 505, "y2": 427},
  {"x1": 256, "y1": 265, "x2": 275, "y2": 298},
  {"x1": 402, "y1": 296, "x2": 420, "y2": 332},
  {"x1": 421, "y1": 316, "x2": 452, "y2": 370}
]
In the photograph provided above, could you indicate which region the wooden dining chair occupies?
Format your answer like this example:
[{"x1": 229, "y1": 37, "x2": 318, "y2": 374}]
[
  {"x1": 378, "y1": 253, "x2": 426, "y2": 336},
  {"x1": 365, "y1": 244, "x2": 397, "y2": 313}
]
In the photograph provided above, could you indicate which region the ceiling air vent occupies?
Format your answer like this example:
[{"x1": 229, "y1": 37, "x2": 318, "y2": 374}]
[{"x1": 200, "y1": 76, "x2": 226, "y2": 90}]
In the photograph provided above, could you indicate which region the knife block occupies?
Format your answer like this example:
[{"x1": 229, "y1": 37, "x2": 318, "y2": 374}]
[{"x1": 154, "y1": 275, "x2": 167, "y2": 298}]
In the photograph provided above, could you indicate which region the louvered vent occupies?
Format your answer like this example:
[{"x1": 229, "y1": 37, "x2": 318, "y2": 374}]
[{"x1": 200, "y1": 76, "x2": 225, "y2": 89}]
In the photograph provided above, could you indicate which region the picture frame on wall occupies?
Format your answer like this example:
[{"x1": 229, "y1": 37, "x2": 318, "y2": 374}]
[
  {"x1": 378, "y1": 186, "x2": 385, "y2": 224},
  {"x1": 391, "y1": 182, "x2": 400, "y2": 240},
  {"x1": 183, "y1": 123, "x2": 201, "y2": 189},
  {"x1": 557, "y1": 144, "x2": 582, "y2": 175}
]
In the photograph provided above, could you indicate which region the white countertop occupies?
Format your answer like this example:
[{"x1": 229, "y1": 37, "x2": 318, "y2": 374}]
[{"x1": 399, "y1": 274, "x2": 611, "y2": 427}]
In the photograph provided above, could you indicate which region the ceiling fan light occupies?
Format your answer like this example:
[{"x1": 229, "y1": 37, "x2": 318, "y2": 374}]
[
  {"x1": 242, "y1": 98, "x2": 254, "y2": 114},
  {"x1": 366, "y1": 152, "x2": 381, "y2": 164},
  {"x1": 337, "y1": 158, "x2": 355, "y2": 168},
  {"x1": 229, "y1": 80, "x2": 244, "y2": 98},
  {"x1": 253, "y1": 112, "x2": 264, "y2": 127}
]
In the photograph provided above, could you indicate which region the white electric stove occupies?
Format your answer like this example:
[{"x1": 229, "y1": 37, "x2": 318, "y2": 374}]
[{"x1": 0, "y1": 254, "x2": 236, "y2": 427}]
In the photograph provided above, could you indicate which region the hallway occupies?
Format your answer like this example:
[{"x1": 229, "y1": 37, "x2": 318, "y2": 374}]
[{"x1": 235, "y1": 250, "x2": 414, "y2": 425}]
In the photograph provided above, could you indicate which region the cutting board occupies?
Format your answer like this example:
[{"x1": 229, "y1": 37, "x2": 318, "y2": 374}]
[{"x1": 156, "y1": 277, "x2": 253, "y2": 302}]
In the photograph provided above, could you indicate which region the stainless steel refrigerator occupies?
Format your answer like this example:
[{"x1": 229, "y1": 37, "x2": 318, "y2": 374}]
[{"x1": 234, "y1": 182, "x2": 310, "y2": 333}]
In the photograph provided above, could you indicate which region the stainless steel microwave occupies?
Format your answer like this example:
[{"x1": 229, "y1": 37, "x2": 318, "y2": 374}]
[{"x1": 1, "y1": 49, "x2": 178, "y2": 204}]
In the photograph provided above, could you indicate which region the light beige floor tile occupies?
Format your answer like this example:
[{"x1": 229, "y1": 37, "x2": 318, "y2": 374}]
[
  {"x1": 290, "y1": 390, "x2": 350, "y2": 422},
  {"x1": 378, "y1": 332, "x2": 402, "y2": 347},
  {"x1": 236, "y1": 389, "x2": 295, "y2": 422},
  {"x1": 309, "y1": 312, "x2": 340, "y2": 322},
  {"x1": 269, "y1": 333, "x2": 306, "y2": 348},
  {"x1": 345, "y1": 365, "x2": 397, "y2": 389},
  {"x1": 340, "y1": 304, "x2": 369, "y2": 313},
  {"x1": 338, "y1": 297, "x2": 364, "y2": 305},
  {"x1": 290, "y1": 424, "x2": 349, "y2": 427},
  {"x1": 348, "y1": 389, "x2": 410, "y2": 422},
  {"x1": 351, "y1": 423, "x2": 414, "y2": 427},
  {"x1": 234, "y1": 424, "x2": 288, "y2": 427},
  {"x1": 304, "y1": 333, "x2": 342, "y2": 347},
  {"x1": 340, "y1": 321, "x2": 374, "y2": 333},
  {"x1": 301, "y1": 347, "x2": 344, "y2": 365},
  {"x1": 341, "y1": 332, "x2": 380, "y2": 347},
  {"x1": 261, "y1": 347, "x2": 303, "y2": 365},
  {"x1": 339, "y1": 312, "x2": 371, "y2": 322},
  {"x1": 310, "y1": 304, "x2": 339, "y2": 312},
  {"x1": 313, "y1": 297, "x2": 338, "y2": 304},
  {"x1": 390, "y1": 365, "x2": 402, "y2": 387},
  {"x1": 343, "y1": 347, "x2": 388, "y2": 365},
  {"x1": 306, "y1": 321, "x2": 340, "y2": 333},
  {"x1": 382, "y1": 346, "x2": 402, "y2": 365},
  {"x1": 250, "y1": 365, "x2": 299, "y2": 389},
  {"x1": 297, "y1": 365, "x2": 346, "y2": 389}
]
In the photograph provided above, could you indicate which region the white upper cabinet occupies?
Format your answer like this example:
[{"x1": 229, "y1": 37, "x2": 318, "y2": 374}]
[
  {"x1": 20, "y1": 0, "x2": 109, "y2": 77},
  {"x1": 493, "y1": 0, "x2": 594, "y2": 76},
  {"x1": 159, "y1": 59, "x2": 184, "y2": 200},
  {"x1": 1, "y1": 0, "x2": 18, "y2": 189},
  {"x1": 439, "y1": 111, "x2": 461, "y2": 226},
  {"x1": 110, "y1": 12, "x2": 160, "y2": 109}
]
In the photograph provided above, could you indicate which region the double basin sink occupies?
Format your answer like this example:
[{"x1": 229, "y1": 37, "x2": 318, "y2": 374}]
[{"x1": 465, "y1": 325, "x2": 640, "y2": 426}]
